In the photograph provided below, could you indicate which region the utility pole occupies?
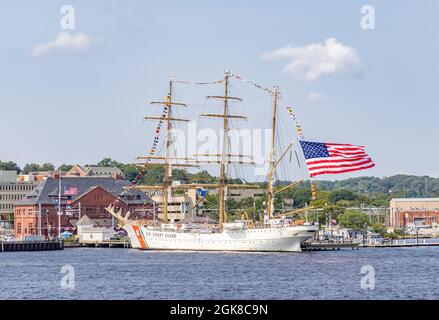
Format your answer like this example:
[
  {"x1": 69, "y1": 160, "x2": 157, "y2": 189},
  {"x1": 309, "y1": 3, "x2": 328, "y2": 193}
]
[
  {"x1": 305, "y1": 203, "x2": 308, "y2": 222},
  {"x1": 38, "y1": 203, "x2": 42, "y2": 236},
  {"x1": 58, "y1": 172, "x2": 62, "y2": 238}
]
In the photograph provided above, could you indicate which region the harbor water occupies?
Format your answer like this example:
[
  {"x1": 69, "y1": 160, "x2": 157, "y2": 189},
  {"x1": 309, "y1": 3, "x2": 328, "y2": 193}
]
[{"x1": 1, "y1": 246, "x2": 438, "y2": 300}]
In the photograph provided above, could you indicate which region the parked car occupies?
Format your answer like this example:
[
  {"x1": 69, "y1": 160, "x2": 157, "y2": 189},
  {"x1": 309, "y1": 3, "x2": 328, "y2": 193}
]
[{"x1": 4, "y1": 234, "x2": 15, "y2": 242}]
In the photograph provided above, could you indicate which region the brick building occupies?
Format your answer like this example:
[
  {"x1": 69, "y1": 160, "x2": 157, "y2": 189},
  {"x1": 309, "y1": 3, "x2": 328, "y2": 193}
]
[
  {"x1": 14, "y1": 175, "x2": 154, "y2": 239},
  {"x1": 389, "y1": 198, "x2": 439, "y2": 228},
  {"x1": 0, "y1": 170, "x2": 39, "y2": 221}
]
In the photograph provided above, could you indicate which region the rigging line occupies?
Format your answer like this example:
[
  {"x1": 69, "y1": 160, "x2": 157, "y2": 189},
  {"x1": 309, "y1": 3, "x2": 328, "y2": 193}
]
[
  {"x1": 277, "y1": 112, "x2": 293, "y2": 182},
  {"x1": 173, "y1": 78, "x2": 225, "y2": 85},
  {"x1": 229, "y1": 73, "x2": 275, "y2": 94},
  {"x1": 228, "y1": 82, "x2": 270, "y2": 100}
]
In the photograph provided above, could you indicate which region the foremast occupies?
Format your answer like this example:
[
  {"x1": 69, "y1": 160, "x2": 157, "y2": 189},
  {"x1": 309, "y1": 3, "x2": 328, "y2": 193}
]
[{"x1": 141, "y1": 76, "x2": 191, "y2": 223}]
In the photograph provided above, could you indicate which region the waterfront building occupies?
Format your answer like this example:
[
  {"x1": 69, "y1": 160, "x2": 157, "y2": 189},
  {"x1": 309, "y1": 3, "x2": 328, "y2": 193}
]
[
  {"x1": 66, "y1": 165, "x2": 124, "y2": 178},
  {"x1": 13, "y1": 176, "x2": 153, "y2": 239},
  {"x1": 0, "y1": 170, "x2": 39, "y2": 222},
  {"x1": 150, "y1": 194, "x2": 193, "y2": 222},
  {"x1": 76, "y1": 215, "x2": 114, "y2": 243},
  {"x1": 389, "y1": 198, "x2": 439, "y2": 228},
  {"x1": 143, "y1": 187, "x2": 265, "y2": 223}
]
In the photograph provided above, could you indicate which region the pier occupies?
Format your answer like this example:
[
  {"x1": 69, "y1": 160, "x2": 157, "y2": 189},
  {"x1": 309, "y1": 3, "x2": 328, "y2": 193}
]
[
  {"x1": 64, "y1": 239, "x2": 131, "y2": 248},
  {"x1": 301, "y1": 241, "x2": 359, "y2": 251},
  {"x1": 0, "y1": 240, "x2": 64, "y2": 252},
  {"x1": 360, "y1": 238, "x2": 439, "y2": 248}
]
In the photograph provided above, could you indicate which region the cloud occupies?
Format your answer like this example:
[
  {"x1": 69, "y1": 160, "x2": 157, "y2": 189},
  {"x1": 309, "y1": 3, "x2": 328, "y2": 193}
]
[
  {"x1": 32, "y1": 32, "x2": 91, "y2": 57},
  {"x1": 262, "y1": 38, "x2": 362, "y2": 81},
  {"x1": 307, "y1": 93, "x2": 327, "y2": 103}
]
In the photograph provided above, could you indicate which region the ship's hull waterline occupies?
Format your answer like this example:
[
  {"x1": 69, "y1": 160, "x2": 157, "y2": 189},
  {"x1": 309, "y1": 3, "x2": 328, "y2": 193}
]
[{"x1": 124, "y1": 223, "x2": 319, "y2": 252}]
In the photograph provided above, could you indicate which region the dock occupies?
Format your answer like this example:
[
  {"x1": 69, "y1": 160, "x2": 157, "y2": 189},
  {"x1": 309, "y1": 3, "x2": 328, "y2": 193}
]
[
  {"x1": 361, "y1": 238, "x2": 439, "y2": 248},
  {"x1": 64, "y1": 239, "x2": 131, "y2": 248},
  {"x1": 1, "y1": 240, "x2": 64, "y2": 252},
  {"x1": 301, "y1": 241, "x2": 359, "y2": 251}
]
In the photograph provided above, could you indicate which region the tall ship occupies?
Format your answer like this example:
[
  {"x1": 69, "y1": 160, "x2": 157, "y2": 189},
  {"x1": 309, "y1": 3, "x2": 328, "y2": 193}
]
[{"x1": 106, "y1": 71, "x2": 319, "y2": 252}]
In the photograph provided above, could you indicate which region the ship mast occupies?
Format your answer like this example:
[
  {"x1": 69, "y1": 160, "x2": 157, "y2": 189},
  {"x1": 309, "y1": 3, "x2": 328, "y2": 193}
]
[
  {"x1": 265, "y1": 86, "x2": 279, "y2": 220},
  {"x1": 132, "y1": 72, "x2": 258, "y2": 226},
  {"x1": 202, "y1": 71, "x2": 245, "y2": 230},
  {"x1": 142, "y1": 76, "x2": 190, "y2": 223}
]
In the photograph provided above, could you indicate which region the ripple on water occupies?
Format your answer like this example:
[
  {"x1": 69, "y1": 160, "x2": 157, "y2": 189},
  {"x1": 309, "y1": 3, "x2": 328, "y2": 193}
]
[{"x1": 0, "y1": 247, "x2": 439, "y2": 299}]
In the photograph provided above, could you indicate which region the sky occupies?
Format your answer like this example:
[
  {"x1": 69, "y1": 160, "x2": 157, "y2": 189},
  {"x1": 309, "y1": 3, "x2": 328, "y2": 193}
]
[{"x1": 0, "y1": 0, "x2": 438, "y2": 181}]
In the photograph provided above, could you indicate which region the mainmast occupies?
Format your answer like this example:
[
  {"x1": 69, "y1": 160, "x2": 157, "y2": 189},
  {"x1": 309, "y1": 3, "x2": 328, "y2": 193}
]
[
  {"x1": 265, "y1": 86, "x2": 279, "y2": 220},
  {"x1": 202, "y1": 71, "x2": 245, "y2": 230}
]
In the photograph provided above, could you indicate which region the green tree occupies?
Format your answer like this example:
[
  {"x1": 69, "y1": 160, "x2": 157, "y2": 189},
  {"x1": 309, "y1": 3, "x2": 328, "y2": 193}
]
[
  {"x1": 371, "y1": 223, "x2": 387, "y2": 236},
  {"x1": 22, "y1": 163, "x2": 40, "y2": 173},
  {"x1": 122, "y1": 164, "x2": 140, "y2": 182},
  {"x1": 0, "y1": 161, "x2": 21, "y2": 172},
  {"x1": 57, "y1": 164, "x2": 73, "y2": 172},
  {"x1": 97, "y1": 158, "x2": 124, "y2": 169},
  {"x1": 22, "y1": 163, "x2": 54, "y2": 173},
  {"x1": 328, "y1": 189, "x2": 357, "y2": 203},
  {"x1": 39, "y1": 163, "x2": 55, "y2": 171},
  {"x1": 338, "y1": 210, "x2": 369, "y2": 230}
]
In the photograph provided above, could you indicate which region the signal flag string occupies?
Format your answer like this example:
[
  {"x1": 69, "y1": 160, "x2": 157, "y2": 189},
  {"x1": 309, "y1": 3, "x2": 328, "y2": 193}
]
[{"x1": 286, "y1": 106, "x2": 318, "y2": 200}]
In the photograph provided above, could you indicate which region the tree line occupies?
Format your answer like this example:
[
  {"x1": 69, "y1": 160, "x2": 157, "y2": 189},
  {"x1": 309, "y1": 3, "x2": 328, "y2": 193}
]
[{"x1": 2, "y1": 158, "x2": 438, "y2": 199}]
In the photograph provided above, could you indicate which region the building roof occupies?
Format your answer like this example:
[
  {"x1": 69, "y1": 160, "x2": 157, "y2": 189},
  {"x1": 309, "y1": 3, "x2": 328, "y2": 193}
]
[
  {"x1": 16, "y1": 176, "x2": 149, "y2": 206},
  {"x1": 75, "y1": 215, "x2": 94, "y2": 226},
  {"x1": 69, "y1": 218, "x2": 114, "y2": 228},
  {"x1": 66, "y1": 165, "x2": 124, "y2": 177},
  {"x1": 83, "y1": 166, "x2": 123, "y2": 176}
]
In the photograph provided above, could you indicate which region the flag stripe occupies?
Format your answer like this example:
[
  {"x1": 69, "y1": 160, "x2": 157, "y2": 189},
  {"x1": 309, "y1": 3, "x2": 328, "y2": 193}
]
[
  {"x1": 328, "y1": 151, "x2": 368, "y2": 157},
  {"x1": 307, "y1": 159, "x2": 373, "y2": 171},
  {"x1": 306, "y1": 156, "x2": 370, "y2": 165},
  {"x1": 309, "y1": 163, "x2": 376, "y2": 177},
  {"x1": 327, "y1": 147, "x2": 365, "y2": 152}
]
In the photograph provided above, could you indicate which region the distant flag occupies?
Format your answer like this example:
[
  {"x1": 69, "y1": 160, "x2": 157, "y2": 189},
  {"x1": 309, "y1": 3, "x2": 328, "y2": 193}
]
[
  {"x1": 197, "y1": 188, "x2": 208, "y2": 198},
  {"x1": 299, "y1": 140, "x2": 375, "y2": 177},
  {"x1": 311, "y1": 182, "x2": 317, "y2": 200},
  {"x1": 64, "y1": 187, "x2": 78, "y2": 196}
]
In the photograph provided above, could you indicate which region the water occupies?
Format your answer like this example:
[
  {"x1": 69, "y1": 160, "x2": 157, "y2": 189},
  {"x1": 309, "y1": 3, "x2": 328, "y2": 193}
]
[{"x1": 1, "y1": 247, "x2": 438, "y2": 299}]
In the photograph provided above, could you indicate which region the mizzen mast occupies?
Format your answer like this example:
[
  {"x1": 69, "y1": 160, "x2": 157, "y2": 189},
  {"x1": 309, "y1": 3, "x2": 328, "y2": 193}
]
[{"x1": 265, "y1": 86, "x2": 280, "y2": 220}]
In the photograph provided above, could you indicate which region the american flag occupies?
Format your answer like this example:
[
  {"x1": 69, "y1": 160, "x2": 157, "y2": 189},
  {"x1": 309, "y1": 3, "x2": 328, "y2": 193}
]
[{"x1": 299, "y1": 140, "x2": 375, "y2": 177}]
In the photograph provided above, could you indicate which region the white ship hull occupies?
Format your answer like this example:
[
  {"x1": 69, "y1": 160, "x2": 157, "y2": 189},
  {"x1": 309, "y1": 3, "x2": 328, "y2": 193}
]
[{"x1": 124, "y1": 223, "x2": 318, "y2": 252}]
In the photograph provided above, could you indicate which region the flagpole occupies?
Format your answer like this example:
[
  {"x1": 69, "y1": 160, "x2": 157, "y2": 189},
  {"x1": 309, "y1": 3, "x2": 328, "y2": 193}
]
[{"x1": 58, "y1": 170, "x2": 62, "y2": 238}]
